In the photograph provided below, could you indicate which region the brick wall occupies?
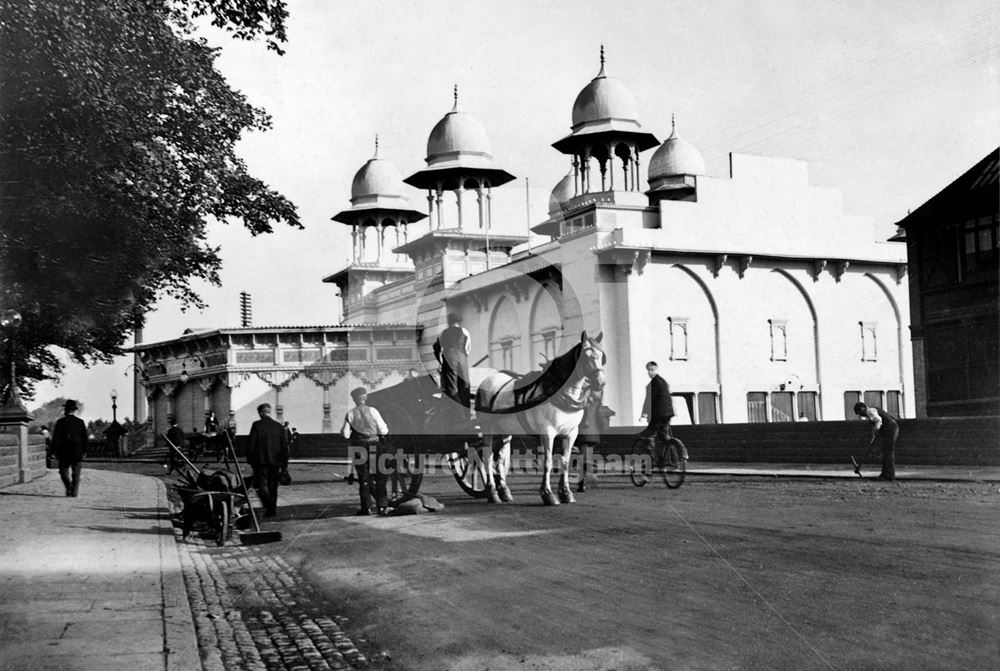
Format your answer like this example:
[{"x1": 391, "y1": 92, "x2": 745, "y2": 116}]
[{"x1": 281, "y1": 417, "x2": 1000, "y2": 467}]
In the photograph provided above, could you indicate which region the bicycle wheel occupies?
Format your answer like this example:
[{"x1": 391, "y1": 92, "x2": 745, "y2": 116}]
[
  {"x1": 660, "y1": 438, "x2": 687, "y2": 489},
  {"x1": 628, "y1": 437, "x2": 651, "y2": 487}
]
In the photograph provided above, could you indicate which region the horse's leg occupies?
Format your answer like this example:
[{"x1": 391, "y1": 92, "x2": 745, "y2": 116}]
[
  {"x1": 494, "y1": 435, "x2": 513, "y2": 502},
  {"x1": 539, "y1": 428, "x2": 559, "y2": 506},
  {"x1": 483, "y1": 434, "x2": 501, "y2": 504},
  {"x1": 558, "y1": 428, "x2": 579, "y2": 504}
]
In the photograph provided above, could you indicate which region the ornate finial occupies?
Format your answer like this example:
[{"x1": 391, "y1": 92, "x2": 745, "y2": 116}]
[
  {"x1": 671, "y1": 113, "x2": 676, "y2": 137},
  {"x1": 451, "y1": 84, "x2": 459, "y2": 112},
  {"x1": 374, "y1": 134, "x2": 379, "y2": 158},
  {"x1": 598, "y1": 44, "x2": 606, "y2": 76}
]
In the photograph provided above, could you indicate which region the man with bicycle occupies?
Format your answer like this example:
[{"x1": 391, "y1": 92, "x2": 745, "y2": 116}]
[{"x1": 638, "y1": 361, "x2": 687, "y2": 459}]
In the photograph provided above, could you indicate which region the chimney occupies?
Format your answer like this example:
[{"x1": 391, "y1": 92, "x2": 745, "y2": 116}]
[{"x1": 239, "y1": 292, "x2": 252, "y2": 327}]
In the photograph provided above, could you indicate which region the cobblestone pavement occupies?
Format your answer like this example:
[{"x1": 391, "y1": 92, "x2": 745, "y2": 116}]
[{"x1": 173, "y1": 519, "x2": 371, "y2": 670}]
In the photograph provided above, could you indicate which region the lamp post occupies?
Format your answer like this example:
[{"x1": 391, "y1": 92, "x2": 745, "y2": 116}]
[
  {"x1": 105, "y1": 387, "x2": 126, "y2": 458},
  {"x1": 0, "y1": 309, "x2": 29, "y2": 419}
]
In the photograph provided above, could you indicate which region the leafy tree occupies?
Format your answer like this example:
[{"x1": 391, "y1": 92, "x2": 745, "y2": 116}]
[
  {"x1": 0, "y1": 0, "x2": 299, "y2": 398},
  {"x1": 28, "y1": 396, "x2": 77, "y2": 431}
]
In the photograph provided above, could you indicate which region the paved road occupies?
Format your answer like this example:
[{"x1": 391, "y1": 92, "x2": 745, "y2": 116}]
[{"x1": 266, "y1": 466, "x2": 1000, "y2": 671}]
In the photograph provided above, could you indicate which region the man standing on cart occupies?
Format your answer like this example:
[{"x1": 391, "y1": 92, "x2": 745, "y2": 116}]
[
  {"x1": 433, "y1": 312, "x2": 471, "y2": 421},
  {"x1": 342, "y1": 387, "x2": 390, "y2": 515}
]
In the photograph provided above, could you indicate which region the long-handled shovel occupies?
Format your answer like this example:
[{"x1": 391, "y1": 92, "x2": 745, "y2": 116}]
[{"x1": 223, "y1": 431, "x2": 282, "y2": 545}]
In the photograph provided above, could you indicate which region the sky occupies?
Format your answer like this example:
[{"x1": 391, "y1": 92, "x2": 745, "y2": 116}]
[{"x1": 32, "y1": 0, "x2": 1000, "y2": 420}]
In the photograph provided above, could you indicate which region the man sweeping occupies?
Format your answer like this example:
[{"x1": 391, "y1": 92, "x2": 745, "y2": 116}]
[{"x1": 852, "y1": 402, "x2": 899, "y2": 481}]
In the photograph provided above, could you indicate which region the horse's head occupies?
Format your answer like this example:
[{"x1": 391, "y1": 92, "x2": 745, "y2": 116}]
[{"x1": 578, "y1": 331, "x2": 606, "y2": 391}]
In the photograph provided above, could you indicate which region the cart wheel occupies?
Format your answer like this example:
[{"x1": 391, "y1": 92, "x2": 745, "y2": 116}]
[
  {"x1": 215, "y1": 498, "x2": 230, "y2": 547},
  {"x1": 449, "y1": 441, "x2": 490, "y2": 499}
]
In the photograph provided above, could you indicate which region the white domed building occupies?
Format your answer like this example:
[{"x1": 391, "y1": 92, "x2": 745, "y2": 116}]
[{"x1": 135, "y1": 51, "x2": 912, "y2": 436}]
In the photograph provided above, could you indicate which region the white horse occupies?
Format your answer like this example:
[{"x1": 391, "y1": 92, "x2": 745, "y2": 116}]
[{"x1": 474, "y1": 331, "x2": 606, "y2": 506}]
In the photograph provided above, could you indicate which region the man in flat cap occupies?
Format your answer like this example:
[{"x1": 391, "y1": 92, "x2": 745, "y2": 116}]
[
  {"x1": 246, "y1": 403, "x2": 289, "y2": 517},
  {"x1": 51, "y1": 399, "x2": 88, "y2": 497},
  {"x1": 341, "y1": 387, "x2": 389, "y2": 515}
]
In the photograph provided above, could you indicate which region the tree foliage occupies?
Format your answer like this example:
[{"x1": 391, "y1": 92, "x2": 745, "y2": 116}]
[{"x1": 0, "y1": 0, "x2": 299, "y2": 396}]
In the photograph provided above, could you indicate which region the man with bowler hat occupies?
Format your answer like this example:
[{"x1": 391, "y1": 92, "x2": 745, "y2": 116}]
[
  {"x1": 51, "y1": 399, "x2": 88, "y2": 497},
  {"x1": 341, "y1": 387, "x2": 389, "y2": 515},
  {"x1": 246, "y1": 403, "x2": 289, "y2": 517}
]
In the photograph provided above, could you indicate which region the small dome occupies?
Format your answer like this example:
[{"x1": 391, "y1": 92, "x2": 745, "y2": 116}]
[
  {"x1": 648, "y1": 123, "x2": 706, "y2": 180},
  {"x1": 350, "y1": 157, "x2": 405, "y2": 202},
  {"x1": 548, "y1": 171, "x2": 575, "y2": 216},
  {"x1": 426, "y1": 109, "x2": 493, "y2": 164}
]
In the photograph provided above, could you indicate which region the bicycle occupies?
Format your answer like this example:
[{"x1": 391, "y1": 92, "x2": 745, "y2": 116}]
[{"x1": 628, "y1": 433, "x2": 688, "y2": 489}]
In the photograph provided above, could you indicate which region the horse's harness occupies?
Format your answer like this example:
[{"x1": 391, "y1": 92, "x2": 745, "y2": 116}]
[{"x1": 480, "y1": 340, "x2": 605, "y2": 417}]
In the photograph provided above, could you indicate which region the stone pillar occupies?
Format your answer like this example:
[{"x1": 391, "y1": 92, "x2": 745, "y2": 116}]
[
  {"x1": 0, "y1": 409, "x2": 34, "y2": 484},
  {"x1": 476, "y1": 187, "x2": 486, "y2": 229},
  {"x1": 572, "y1": 155, "x2": 580, "y2": 197},
  {"x1": 607, "y1": 143, "x2": 614, "y2": 191},
  {"x1": 376, "y1": 224, "x2": 384, "y2": 264},
  {"x1": 435, "y1": 188, "x2": 445, "y2": 229},
  {"x1": 455, "y1": 188, "x2": 464, "y2": 230},
  {"x1": 633, "y1": 143, "x2": 641, "y2": 192}
]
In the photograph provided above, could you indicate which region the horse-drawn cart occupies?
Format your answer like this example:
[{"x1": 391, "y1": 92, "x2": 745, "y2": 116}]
[{"x1": 365, "y1": 331, "x2": 609, "y2": 506}]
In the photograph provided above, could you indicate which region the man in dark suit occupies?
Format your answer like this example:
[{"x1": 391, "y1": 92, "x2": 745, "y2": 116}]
[
  {"x1": 51, "y1": 399, "x2": 88, "y2": 497},
  {"x1": 639, "y1": 361, "x2": 674, "y2": 444},
  {"x1": 164, "y1": 416, "x2": 185, "y2": 474},
  {"x1": 246, "y1": 403, "x2": 289, "y2": 517}
]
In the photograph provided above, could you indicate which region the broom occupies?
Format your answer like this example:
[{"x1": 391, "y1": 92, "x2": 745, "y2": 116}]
[{"x1": 223, "y1": 431, "x2": 283, "y2": 545}]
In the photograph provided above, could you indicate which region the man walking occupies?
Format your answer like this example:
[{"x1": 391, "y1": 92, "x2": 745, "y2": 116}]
[
  {"x1": 853, "y1": 402, "x2": 900, "y2": 481},
  {"x1": 433, "y1": 313, "x2": 471, "y2": 420},
  {"x1": 164, "y1": 416, "x2": 185, "y2": 474},
  {"x1": 51, "y1": 399, "x2": 88, "y2": 497},
  {"x1": 341, "y1": 387, "x2": 389, "y2": 515},
  {"x1": 246, "y1": 403, "x2": 289, "y2": 517}
]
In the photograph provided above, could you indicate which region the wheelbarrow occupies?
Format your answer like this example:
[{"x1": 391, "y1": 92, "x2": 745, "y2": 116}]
[{"x1": 164, "y1": 434, "x2": 249, "y2": 546}]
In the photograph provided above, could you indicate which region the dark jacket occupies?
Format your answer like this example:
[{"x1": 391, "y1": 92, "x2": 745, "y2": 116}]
[
  {"x1": 165, "y1": 425, "x2": 186, "y2": 449},
  {"x1": 246, "y1": 415, "x2": 289, "y2": 466},
  {"x1": 642, "y1": 374, "x2": 674, "y2": 422},
  {"x1": 52, "y1": 415, "x2": 89, "y2": 463}
]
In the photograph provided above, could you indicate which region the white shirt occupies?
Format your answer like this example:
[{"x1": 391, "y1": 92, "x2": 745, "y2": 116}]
[{"x1": 341, "y1": 404, "x2": 389, "y2": 439}]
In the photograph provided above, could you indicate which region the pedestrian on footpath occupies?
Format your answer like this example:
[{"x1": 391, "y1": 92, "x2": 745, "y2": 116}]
[
  {"x1": 341, "y1": 387, "x2": 389, "y2": 515},
  {"x1": 246, "y1": 403, "x2": 289, "y2": 518},
  {"x1": 852, "y1": 402, "x2": 900, "y2": 481},
  {"x1": 51, "y1": 399, "x2": 88, "y2": 497},
  {"x1": 164, "y1": 416, "x2": 185, "y2": 474}
]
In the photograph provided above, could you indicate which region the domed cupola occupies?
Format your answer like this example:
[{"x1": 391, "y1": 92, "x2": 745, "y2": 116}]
[
  {"x1": 646, "y1": 116, "x2": 704, "y2": 203},
  {"x1": 330, "y1": 137, "x2": 426, "y2": 267},
  {"x1": 571, "y1": 58, "x2": 640, "y2": 130},
  {"x1": 552, "y1": 47, "x2": 659, "y2": 196},
  {"x1": 648, "y1": 116, "x2": 706, "y2": 183},
  {"x1": 426, "y1": 102, "x2": 494, "y2": 168},
  {"x1": 548, "y1": 170, "x2": 575, "y2": 217},
  {"x1": 405, "y1": 87, "x2": 515, "y2": 231},
  {"x1": 348, "y1": 144, "x2": 410, "y2": 207}
]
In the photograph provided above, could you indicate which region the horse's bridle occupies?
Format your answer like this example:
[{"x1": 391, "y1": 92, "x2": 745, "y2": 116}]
[{"x1": 580, "y1": 340, "x2": 606, "y2": 391}]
